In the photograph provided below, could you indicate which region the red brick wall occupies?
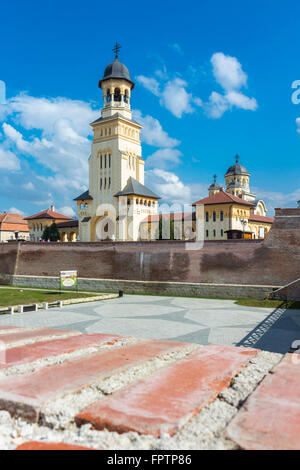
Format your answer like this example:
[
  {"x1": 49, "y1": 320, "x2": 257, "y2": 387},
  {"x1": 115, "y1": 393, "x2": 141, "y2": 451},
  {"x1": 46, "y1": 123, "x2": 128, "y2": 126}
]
[{"x1": 1, "y1": 207, "x2": 299, "y2": 286}]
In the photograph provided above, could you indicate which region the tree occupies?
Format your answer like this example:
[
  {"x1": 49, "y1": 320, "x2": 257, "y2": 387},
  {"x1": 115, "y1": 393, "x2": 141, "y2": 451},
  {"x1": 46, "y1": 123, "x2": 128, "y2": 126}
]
[
  {"x1": 157, "y1": 215, "x2": 175, "y2": 240},
  {"x1": 42, "y1": 223, "x2": 60, "y2": 241},
  {"x1": 41, "y1": 225, "x2": 50, "y2": 241}
]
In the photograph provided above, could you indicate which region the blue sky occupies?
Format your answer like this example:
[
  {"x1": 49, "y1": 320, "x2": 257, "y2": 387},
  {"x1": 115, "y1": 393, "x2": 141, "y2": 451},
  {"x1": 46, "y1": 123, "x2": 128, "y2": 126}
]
[{"x1": 0, "y1": 0, "x2": 300, "y2": 217}]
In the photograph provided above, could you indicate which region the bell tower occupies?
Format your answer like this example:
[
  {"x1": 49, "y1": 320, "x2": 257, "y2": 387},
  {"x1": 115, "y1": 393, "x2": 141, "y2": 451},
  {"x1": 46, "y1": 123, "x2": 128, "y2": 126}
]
[
  {"x1": 98, "y1": 42, "x2": 134, "y2": 121},
  {"x1": 75, "y1": 44, "x2": 160, "y2": 242}
]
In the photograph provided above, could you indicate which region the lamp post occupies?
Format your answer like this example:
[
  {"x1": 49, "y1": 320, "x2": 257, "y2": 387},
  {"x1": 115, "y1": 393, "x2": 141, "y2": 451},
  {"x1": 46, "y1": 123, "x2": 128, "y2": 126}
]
[{"x1": 240, "y1": 219, "x2": 248, "y2": 239}]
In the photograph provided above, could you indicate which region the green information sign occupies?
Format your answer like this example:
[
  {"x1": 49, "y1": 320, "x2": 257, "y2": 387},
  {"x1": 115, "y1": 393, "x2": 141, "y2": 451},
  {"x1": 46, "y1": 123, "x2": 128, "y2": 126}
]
[{"x1": 60, "y1": 270, "x2": 78, "y2": 288}]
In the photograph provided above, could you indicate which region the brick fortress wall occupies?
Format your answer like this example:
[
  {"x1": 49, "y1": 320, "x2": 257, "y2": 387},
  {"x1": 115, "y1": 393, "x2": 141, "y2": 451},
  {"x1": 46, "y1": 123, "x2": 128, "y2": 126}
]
[{"x1": 0, "y1": 208, "x2": 299, "y2": 288}]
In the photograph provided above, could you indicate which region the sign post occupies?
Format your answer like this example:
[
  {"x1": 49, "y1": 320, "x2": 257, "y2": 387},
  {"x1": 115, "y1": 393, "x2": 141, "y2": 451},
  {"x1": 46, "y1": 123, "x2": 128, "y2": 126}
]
[{"x1": 60, "y1": 270, "x2": 78, "y2": 291}]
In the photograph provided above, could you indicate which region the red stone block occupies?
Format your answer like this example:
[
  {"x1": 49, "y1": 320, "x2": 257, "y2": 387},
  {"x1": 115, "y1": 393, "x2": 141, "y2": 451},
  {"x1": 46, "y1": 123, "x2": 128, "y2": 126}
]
[
  {"x1": 76, "y1": 344, "x2": 258, "y2": 437},
  {"x1": 0, "y1": 338, "x2": 188, "y2": 421},
  {"x1": 0, "y1": 333, "x2": 124, "y2": 369},
  {"x1": 226, "y1": 353, "x2": 300, "y2": 450},
  {"x1": 16, "y1": 441, "x2": 95, "y2": 450},
  {"x1": 0, "y1": 328, "x2": 78, "y2": 346}
]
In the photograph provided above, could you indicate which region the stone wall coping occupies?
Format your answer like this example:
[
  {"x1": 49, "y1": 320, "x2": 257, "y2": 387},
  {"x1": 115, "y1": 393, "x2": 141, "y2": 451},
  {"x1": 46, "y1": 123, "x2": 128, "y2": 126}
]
[{"x1": 8, "y1": 274, "x2": 282, "y2": 289}]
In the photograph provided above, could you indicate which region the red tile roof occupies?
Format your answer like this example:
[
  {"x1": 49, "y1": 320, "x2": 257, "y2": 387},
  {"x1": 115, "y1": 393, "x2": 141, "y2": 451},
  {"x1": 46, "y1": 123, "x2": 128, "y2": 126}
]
[
  {"x1": 192, "y1": 191, "x2": 254, "y2": 207},
  {"x1": 249, "y1": 214, "x2": 274, "y2": 224},
  {"x1": 24, "y1": 209, "x2": 72, "y2": 221},
  {"x1": 0, "y1": 213, "x2": 29, "y2": 232}
]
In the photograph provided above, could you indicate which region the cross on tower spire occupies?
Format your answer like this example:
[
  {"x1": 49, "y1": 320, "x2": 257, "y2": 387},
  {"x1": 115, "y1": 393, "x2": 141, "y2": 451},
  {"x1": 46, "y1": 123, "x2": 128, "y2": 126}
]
[
  {"x1": 112, "y1": 42, "x2": 121, "y2": 59},
  {"x1": 213, "y1": 174, "x2": 217, "y2": 183},
  {"x1": 235, "y1": 154, "x2": 239, "y2": 164}
]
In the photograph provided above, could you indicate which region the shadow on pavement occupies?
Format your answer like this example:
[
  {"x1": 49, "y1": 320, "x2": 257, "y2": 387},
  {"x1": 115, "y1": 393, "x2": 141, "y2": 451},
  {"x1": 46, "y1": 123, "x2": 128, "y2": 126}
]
[{"x1": 236, "y1": 302, "x2": 300, "y2": 353}]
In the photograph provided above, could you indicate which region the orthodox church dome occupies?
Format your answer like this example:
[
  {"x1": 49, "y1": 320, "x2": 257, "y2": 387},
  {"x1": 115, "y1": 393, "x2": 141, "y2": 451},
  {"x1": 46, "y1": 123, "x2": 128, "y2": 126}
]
[
  {"x1": 103, "y1": 58, "x2": 131, "y2": 81},
  {"x1": 100, "y1": 53, "x2": 134, "y2": 89},
  {"x1": 225, "y1": 155, "x2": 249, "y2": 176}
]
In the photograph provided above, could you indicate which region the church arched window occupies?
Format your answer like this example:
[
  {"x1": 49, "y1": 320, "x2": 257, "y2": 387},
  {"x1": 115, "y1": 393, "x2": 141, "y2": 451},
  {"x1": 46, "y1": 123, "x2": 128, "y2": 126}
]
[
  {"x1": 114, "y1": 88, "x2": 121, "y2": 102},
  {"x1": 106, "y1": 89, "x2": 111, "y2": 103},
  {"x1": 124, "y1": 90, "x2": 128, "y2": 103}
]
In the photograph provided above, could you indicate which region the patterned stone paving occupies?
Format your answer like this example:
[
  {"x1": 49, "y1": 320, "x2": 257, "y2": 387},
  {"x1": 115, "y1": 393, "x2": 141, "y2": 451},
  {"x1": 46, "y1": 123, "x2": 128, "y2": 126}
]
[{"x1": 0, "y1": 295, "x2": 299, "y2": 353}]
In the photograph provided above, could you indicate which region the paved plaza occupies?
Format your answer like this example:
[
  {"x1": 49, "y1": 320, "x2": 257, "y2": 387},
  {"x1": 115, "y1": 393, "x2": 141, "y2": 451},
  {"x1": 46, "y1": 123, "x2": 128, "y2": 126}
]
[{"x1": 0, "y1": 294, "x2": 299, "y2": 353}]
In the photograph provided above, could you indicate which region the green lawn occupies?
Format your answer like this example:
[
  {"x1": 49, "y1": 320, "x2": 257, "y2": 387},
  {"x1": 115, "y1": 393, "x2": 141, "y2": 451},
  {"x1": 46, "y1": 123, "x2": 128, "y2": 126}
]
[
  {"x1": 124, "y1": 291, "x2": 300, "y2": 309},
  {"x1": 234, "y1": 298, "x2": 300, "y2": 309},
  {"x1": 0, "y1": 288, "x2": 97, "y2": 308}
]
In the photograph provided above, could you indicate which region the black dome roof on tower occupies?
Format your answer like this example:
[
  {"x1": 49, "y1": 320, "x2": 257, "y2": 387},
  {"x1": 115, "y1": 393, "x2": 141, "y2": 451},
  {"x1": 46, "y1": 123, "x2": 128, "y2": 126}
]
[
  {"x1": 225, "y1": 155, "x2": 249, "y2": 176},
  {"x1": 103, "y1": 58, "x2": 131, "y2": 81},
  {"x1": 209, "y1": 175, "x2": 221, "y2": 190},
  {"x1": 99, "y1": 56, "x2": 135, "y2": 89}
]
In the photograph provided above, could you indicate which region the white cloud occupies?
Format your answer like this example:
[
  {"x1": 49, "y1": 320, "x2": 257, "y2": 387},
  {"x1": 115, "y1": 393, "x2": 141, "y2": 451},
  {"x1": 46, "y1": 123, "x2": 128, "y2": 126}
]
[
  {"x1": 206, "y1": 89, "x2": 257, "y2": 118},
  {"x1": 226, "y1": 91, "x2": 257, "y2": 110},
  {"x1": 22, "y1": 181, "x2": 35, "y2": 191},
  {"x1": 211, "y1": 52, "x2": 248, "y2": 91},
  {"x1": 206, "y1": 92, "x2": 229, "y2": 119},
  {"x1": 252, "y1": 187, "x2": 300, "y2": 215},
  {"x1": 155, "y1": 66, "x2": 169, "y2": 81},
  {"x1": 146, "y1": 168, "x2": 192, "y2": 205},
  {"x1": 8, "y1": 206, "x2": 24, "y2": 215},
  {"x1": 0, "y1": 93, "x2": 100, "y2": 213},
  {"x1": 133, "y1": 110, "x2": 180, "y2": 148},
  {"x1": 0, "y1": 147, "x2": 20, "y2": 170},
  {"x1": 1, "y1": 94, "x2": 99, "y2": 185},
  {"x1": 146, "y1": 148, "x2": 183, "y2": 169},
  {"x1": 205, "y1": 53, "x2": 258, "y2": 119},
  {"x1": 136, "y1": 76, "x2": 160, "y2": 96},
  {"x1": 160, "y1": 78, "x2": 195, "y2": 118},
  {"x1": 57, "y1": 206, "x2": 76, "y2": 218},
  {"x1": 6, "y1": 94, "x2": 98, "y2": 136},
  {"x1": 137, "y1": 74, "x2": 200, "y2": 119}
]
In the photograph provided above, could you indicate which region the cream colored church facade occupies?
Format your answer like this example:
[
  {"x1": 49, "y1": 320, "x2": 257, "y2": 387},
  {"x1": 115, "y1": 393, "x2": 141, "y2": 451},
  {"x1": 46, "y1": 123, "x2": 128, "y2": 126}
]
[
  {"x1": 75, "y1": 47, "x2": 273, "y2": 243},
  {"x1": 74, "y1": 47, "x2": 160, "y2": 242}
]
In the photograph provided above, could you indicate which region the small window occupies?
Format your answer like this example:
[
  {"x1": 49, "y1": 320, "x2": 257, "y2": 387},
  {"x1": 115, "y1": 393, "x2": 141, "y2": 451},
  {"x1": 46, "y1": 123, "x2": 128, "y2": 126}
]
[
  {"x1": 100, "y1": 179, "x2": 102, "y2": 189},
  {"x1": 100, "y1": 154, "x2": 102, "y2": 169},
  {"x1": 221, "y1": 229, "x2": 224, "y2": 237},
  {"x1": 109, "y1": 154, "x2": 111, "y2": 168},
  {"x1": 213, "y1": 211, "x2": 216, "y2": 222},
  {"x1": 114, "y1": 88, "x2": 121, "y2": 102},
  {"x1": 220, "y1": 211, "x2": 224, "y2": 221},
  {"x1": 105, "y1": 154, "x2": 107, "y2": 168},
  {"x1": 213, "y1": 229, "x2": 216, "y2": 237},
  {"x1": 108, "y1": 177, "x2": 111, "y2": 188},
  {"x1": 205, "y1": 212, "x2": 209, "y2": 222},
  {"x1": 206, "y1": 230, "x2": 209, "y2": 237}
]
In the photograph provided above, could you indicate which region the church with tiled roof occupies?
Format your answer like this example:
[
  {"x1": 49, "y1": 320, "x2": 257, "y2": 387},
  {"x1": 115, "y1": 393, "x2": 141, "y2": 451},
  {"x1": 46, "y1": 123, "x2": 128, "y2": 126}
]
[{"x1": 192, "y1": 155, "x2": 274, "y2": 240}]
